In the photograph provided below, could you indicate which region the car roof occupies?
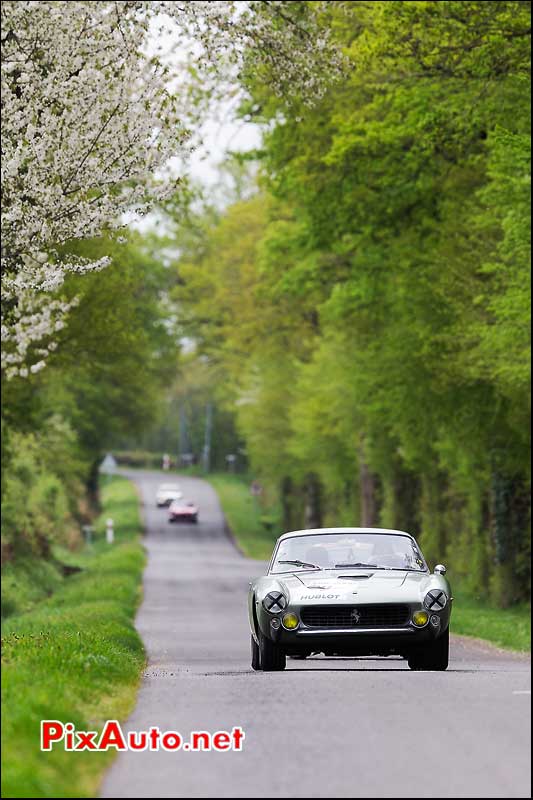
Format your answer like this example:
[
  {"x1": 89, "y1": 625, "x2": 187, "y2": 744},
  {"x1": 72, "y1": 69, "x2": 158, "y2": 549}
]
[{"x1": 277, "y1": 527, "x2": 415, "y2": 542}]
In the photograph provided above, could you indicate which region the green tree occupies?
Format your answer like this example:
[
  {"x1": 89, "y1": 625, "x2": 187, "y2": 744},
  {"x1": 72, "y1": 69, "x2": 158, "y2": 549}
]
[{"x1": 171, "y1": 1, "x2": 530, "y2": 605}]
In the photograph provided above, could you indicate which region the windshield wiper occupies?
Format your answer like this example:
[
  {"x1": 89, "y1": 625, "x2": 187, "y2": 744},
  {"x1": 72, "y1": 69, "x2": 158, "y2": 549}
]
[
  {"x1": 385, "y1": 567, "x2": 425, "y2": 572},
  {"x1": 333, "y1": 563, "x2": 425, "y2": 572},
  {"x1": 278, "y1": 559, "x2": 322, "y2": 570}
]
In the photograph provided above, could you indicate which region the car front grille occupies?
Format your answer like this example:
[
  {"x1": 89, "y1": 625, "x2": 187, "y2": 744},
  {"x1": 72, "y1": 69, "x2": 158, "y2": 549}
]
[{"x1": 300, "y1": 604, "x2": 410, "y2": 629}]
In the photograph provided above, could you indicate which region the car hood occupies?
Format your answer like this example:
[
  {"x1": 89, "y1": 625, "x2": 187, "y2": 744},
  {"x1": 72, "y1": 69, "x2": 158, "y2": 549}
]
[{"x1": 278, "y1": 570, "x2": 429, "y2": 604}]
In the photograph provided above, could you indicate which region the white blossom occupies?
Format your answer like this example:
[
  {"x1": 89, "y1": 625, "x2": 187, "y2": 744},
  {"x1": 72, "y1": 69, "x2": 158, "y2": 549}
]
[{"x1": 1, "y1": 1, "x2": 344, "y2": 376}]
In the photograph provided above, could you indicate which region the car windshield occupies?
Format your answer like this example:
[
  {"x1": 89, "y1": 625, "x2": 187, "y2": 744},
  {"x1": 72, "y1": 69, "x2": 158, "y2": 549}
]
[
  {"x1": 159, "y1": 484, "x2": 180, "y2": 492},
  {"x1": 270, "y1": 532, "x2": 427, "y2": 574}
]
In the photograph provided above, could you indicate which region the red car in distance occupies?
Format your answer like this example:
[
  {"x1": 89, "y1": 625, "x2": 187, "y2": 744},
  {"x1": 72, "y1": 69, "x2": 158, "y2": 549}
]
[{"x1": 168, "y1": 499, "x2": 199, "y2": 524}]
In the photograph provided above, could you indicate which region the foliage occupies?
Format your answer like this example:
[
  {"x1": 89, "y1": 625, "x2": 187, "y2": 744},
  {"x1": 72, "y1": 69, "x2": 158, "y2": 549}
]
[
  {"x1": 1, "y1": 0, "x2": 344, "y2": 377},
  {"x1": 1, "y1": 476, "x2": 145, "y2": 799},
  {"x1": 139, "y1": 355, "x2": 246, "y2": 471},
  {"x1": 172, "y1": 1, "x2": 531, "y2": 606},
  {"x1": 114, "y1": 450, "x2": 166, "y2": 470},
  {"x1": 0, "y1": 423, "x2": 84, "y2": 562},
  {"x1": 1, "y1": 231, "x2": 176, "y2": 561},
  {"x1": 44, "y1": 233, "x2": 178, "y2": 456}
]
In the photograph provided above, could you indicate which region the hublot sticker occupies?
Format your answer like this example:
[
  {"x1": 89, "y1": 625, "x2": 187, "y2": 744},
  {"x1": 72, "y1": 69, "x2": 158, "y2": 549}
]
[{"x1": 300, "y1": 594, "x2": 341, "y2": 600}]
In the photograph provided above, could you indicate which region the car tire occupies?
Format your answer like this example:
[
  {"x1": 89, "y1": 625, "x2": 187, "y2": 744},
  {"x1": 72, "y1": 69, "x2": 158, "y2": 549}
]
[
  {"x1": 258, "y1": 630, "x2": 286, "y2": 671},
  {"x1": 408, "y1": 628, "x2": 449, "y2": 671},
  {"x1": 251, "y1": 635, "x2": 261, "y2": 671}
]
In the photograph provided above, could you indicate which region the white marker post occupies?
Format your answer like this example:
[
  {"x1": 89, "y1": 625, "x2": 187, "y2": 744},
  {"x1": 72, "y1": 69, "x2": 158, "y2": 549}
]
[
  {"x1": 99, "y1": 454, "x2": 118, "y2": 545},
  {"x1": 82, "y1": 525, "x2": 93, "y2": 546}
]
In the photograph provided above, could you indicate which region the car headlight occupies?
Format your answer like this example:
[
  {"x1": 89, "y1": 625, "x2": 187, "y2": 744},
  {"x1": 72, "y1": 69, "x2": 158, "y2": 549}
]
[
  {"x1": 424, "y1": 589, "x2": 448, "y2": 611},
  {"x1": 412, "y1": 610, "x2": 429, "y2": 627},
  {"x1": 262, "y1": 591, "x2": 287, "y2": 613},
  {"x1": 282, "y1": 612, "x2": 299, "y2": 630}
]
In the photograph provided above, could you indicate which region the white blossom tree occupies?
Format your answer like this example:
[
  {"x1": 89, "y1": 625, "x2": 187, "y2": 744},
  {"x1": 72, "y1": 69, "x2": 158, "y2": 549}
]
[{"x1": 1, "y1": 0, "x2": 344, "y2": 377}]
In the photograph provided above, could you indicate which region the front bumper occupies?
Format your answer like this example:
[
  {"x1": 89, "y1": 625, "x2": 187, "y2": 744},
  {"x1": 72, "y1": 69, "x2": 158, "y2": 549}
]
[
  {"x1": 257, "y1": 601, "x2": 451, "y2": 656},
  {"x1": 288, "y1": 626, "x2": 434, "y2": 654}
]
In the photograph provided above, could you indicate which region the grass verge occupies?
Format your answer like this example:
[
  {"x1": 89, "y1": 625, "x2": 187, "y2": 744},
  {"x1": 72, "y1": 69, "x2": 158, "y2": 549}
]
[
  {"x1": 208, "y1": 474, "x2": 530, "y2": 653},
  {"x1": 208, "y1": 473, "x2": 281, "y2": 561},
  {"x1": 450, "y1": 588, "x2": 530, "y2": 652},
  {"x1": 1, "y1": 475, "x2": 146, "y2": 799}
]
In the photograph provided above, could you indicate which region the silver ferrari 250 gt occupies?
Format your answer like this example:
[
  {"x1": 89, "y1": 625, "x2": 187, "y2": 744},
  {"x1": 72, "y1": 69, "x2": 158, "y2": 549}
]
[{"x1": 249, "y1": 528, "x2": 452, "y2": 671}]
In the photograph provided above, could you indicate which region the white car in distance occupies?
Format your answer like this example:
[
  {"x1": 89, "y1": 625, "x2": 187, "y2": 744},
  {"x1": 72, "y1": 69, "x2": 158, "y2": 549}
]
[{"x1": 156, "y1": 483, "x2": 183, "y2": 507}]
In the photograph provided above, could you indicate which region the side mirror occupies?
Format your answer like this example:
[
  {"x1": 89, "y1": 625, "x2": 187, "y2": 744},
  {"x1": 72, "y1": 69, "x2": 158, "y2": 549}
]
[{"x1": 434, "y1": 564, "x2": 447, "y2": 575}]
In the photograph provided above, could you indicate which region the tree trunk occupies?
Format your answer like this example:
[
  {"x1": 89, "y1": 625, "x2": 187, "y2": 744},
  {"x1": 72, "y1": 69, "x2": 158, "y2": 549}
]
[
  {"x1": 304, "y1": 472, "x2": 323, "y2": 529},
  {"x1": 87, "y1": 456, "x2": 101, "y2": 512},
  {"x1": 490, "y1": 471, "x2": 531, "y2": 607},
  {"x1": 280, "y1": 476, "x2": 295, "y2": 532},
  {"x1": 393, "y1": 466, "x2": 421, "y2": 535},
  {"x1": 360, "y1": 459, "x2": 377, "y2": 527}
]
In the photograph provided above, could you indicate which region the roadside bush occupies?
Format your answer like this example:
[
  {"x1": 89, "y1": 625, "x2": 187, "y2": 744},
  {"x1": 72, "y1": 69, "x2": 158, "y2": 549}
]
[
  {"x1": 1, "y1": 423, "x2": 83, "y2": 561},
  {"x1": 114, "y1": 450, "x2": 163, "y2": 469}
]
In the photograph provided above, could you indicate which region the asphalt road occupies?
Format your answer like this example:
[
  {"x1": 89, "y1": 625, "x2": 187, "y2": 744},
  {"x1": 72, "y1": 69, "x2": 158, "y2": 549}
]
[{"x1": 101, "y1": 469, "x2": 531, "y2": 799}]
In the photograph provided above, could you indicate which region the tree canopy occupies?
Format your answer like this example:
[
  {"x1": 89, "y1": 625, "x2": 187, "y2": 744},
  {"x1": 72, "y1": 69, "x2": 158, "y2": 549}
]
[{"x1": 171, "y1": 0, "x2": 531, "y2": 605}]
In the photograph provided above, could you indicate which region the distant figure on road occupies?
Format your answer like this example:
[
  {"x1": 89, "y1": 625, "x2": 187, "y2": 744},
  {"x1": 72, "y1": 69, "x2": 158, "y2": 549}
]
[
  {"x1": 225, "y1": 453, "x2": 237, "y2": 473},
  {"x1": 162, "y1": 453, "x2": 170, "y2": 471}
]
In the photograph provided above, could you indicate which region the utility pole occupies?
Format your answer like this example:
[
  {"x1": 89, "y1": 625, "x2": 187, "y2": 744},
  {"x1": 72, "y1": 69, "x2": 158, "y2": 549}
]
[
  {"x1": 178, "y1": 404, "x2": 188, "y2": 466},
  {"x1": 202, "y1": 402, "x2": 213, "y2": 473}
]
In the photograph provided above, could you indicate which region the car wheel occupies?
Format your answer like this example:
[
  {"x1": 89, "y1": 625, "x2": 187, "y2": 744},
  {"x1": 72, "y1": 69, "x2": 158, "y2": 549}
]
[
  {"x1": 258, "y1": 630, "x2": 286, "y2": 671},
  {"x1": 251, "y1": 635, "x2": 261, "y2": 671},
  {"x1": 408, "y1": 628, "x2": 449, "y2": 671}
]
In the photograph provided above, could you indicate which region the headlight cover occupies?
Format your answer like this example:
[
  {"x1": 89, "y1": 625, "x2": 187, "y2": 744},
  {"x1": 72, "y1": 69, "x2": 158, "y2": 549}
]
[
  {"x1": 412, "y1": 610, "x2": 429, "y2": 627},
  {"x1": 424, "y1": 589, "x2": 448, "y2": 611},
  {"x1": 262, "y1": 591, "x2": 288, "y2": 613}
]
